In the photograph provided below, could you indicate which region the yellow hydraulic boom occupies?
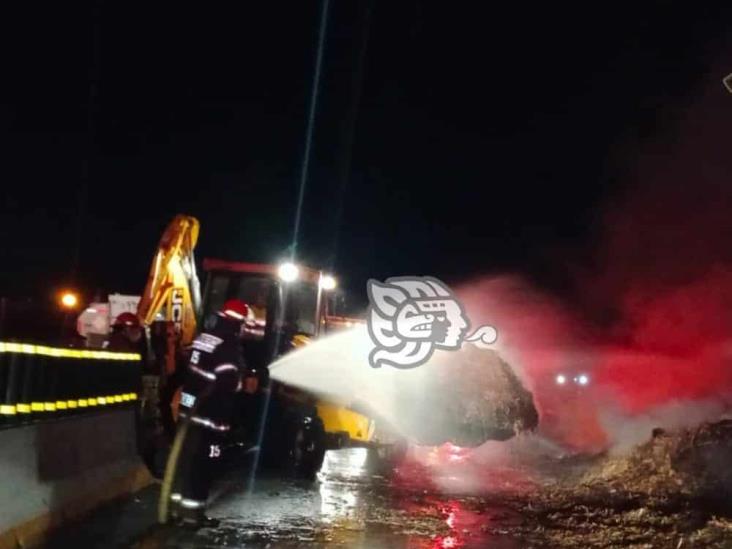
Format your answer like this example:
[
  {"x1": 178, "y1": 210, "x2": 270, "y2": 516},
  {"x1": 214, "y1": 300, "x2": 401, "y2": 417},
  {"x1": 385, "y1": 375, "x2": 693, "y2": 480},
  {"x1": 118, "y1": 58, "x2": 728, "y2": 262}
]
[{"x1": 136, "y1": 214, "x2": 201, "y2": 374}]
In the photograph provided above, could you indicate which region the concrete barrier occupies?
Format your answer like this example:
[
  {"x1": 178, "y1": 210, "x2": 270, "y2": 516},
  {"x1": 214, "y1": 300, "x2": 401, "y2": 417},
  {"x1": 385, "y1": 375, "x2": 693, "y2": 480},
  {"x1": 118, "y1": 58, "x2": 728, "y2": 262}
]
[{"x1": 0, "y1": 408, "x2": 152, "y2": 549}]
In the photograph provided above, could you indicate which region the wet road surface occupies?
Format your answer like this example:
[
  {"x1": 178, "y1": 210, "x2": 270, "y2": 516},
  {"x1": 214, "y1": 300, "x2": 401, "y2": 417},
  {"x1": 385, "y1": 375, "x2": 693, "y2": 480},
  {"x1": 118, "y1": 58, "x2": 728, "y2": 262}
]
[
  {"x1": 43, "y1": 440, "x2": 732, "y2": 547},
  {"x1": 43, "y1": 448, "x2": 523, "y2": 549}
]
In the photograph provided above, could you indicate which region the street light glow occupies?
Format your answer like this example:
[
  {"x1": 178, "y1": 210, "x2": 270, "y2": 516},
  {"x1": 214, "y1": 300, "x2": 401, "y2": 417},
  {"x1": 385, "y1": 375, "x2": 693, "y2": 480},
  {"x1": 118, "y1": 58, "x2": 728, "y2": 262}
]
[{"x1": 60, "y1": 292, "x2": 79, "y2": 309}]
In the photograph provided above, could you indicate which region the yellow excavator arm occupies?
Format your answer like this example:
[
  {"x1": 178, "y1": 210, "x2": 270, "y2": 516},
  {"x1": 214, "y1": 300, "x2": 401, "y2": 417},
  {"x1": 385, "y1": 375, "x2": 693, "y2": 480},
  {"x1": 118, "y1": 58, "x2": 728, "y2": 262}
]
[{"x1": 136, "y1": 215, "x2": 201, "y2": 373}]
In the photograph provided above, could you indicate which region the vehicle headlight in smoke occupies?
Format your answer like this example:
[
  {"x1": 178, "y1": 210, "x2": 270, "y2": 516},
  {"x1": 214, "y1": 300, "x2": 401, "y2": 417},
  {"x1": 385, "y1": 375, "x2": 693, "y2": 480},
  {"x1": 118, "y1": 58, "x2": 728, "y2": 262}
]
[
  {"x1": 576, "y1": 374, "x2": 589, "y2": 386},
  {"x1": 555, "y1": 374, "x2": 567, "y2": 385}
]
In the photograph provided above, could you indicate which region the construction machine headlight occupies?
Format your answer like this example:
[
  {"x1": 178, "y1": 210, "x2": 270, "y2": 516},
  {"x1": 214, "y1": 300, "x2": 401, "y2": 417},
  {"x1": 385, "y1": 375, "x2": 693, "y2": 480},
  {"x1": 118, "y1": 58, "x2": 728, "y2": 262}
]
[
  {"x1": 320, "y1": 274, "x2": 337, "y2": 291},
  {"x1": 555, "y1": 374, "x2": 567, "y2": 385},
  {"x1": 278, "y1": 262, "x2": 300, "y2": 283}
]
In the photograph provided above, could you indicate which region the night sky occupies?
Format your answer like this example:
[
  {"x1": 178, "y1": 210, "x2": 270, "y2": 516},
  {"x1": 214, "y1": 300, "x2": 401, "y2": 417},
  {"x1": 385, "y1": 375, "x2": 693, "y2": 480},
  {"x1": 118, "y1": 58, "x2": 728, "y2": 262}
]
[{"x1": 1, "y1": 1, "x2": 731, "y2": 310}]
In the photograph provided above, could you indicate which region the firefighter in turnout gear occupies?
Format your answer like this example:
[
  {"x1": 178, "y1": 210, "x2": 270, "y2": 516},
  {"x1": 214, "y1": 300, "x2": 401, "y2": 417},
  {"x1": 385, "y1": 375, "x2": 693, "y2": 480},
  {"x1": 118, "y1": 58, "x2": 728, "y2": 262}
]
[
  {"x1": 170, "y1": 299, "x2": 250, "y2": 526},
  {"x1": 106, "y1": 312, "x2": 145, "y2": 353}
]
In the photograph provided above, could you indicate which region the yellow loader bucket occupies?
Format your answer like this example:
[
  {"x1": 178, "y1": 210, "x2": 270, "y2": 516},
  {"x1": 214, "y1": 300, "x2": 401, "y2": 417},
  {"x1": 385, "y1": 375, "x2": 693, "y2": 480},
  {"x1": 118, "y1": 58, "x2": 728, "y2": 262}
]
[{"x1": 316, "y1": 402, "x2": 374, "y2": 443}]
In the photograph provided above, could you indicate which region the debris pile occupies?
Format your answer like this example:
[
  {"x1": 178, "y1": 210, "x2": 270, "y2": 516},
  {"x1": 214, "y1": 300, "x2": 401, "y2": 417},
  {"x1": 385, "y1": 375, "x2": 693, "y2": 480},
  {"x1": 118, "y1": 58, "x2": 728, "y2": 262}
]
[
  {"x1": 441, "y1": 345, "x2": 539, "y2": 446},
  {"x1": 398, "y1": 346, "x2": 539, "y2": 447},
  {"x1": 583, "y1": 419, "x2": 732, "y2": 498},
  {"x1": 500, "y1": 420, "x2": 732, "y2": 547}
]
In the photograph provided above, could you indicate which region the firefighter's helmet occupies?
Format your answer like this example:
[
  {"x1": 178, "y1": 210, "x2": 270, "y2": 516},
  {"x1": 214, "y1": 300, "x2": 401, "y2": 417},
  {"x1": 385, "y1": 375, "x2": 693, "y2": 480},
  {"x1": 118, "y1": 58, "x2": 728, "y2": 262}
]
[
  {"x1": 113, "y1": 312, "x2": 141, "y2": 328},
  {"x1": 220, "y1": 299, "x2": 249, "y2": 321}
]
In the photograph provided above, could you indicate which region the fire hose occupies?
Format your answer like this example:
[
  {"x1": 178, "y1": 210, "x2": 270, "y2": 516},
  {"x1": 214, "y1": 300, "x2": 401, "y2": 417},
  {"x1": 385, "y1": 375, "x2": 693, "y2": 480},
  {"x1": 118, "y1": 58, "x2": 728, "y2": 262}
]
[{"x1": 157, "y1": 382, "x2": 215, "y2": 525}]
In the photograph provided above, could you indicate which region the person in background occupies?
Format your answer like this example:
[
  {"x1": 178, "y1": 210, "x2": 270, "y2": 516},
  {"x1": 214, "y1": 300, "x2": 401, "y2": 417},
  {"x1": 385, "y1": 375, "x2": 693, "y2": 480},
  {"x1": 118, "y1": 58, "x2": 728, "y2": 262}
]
[{"x1": 106, "y1": 312, "x2": 145, "y2": 354}]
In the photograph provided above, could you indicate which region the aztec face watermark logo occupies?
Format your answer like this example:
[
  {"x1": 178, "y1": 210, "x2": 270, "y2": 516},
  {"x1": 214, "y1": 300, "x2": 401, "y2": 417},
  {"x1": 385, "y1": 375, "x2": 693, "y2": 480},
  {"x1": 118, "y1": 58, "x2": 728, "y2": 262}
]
[{"x1": 366, "y1": 276, "x2": 497, "y2": 369}]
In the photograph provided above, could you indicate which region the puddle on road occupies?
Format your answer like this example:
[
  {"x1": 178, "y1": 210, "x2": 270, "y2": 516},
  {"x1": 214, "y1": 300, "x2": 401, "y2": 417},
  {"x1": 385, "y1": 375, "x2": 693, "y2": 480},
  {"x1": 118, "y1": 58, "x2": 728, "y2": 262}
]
[{"x1": 135, "y1": 448, "x2": 523, "y2": 548}]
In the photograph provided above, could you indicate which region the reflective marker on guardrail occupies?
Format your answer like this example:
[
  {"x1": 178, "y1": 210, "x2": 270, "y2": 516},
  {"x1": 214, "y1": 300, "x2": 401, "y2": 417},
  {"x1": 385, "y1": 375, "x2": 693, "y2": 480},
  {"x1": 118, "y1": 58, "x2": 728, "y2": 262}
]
[
  {"x1": 0, "y1": 340, "x2": 141, "y2": 426},
  {"x1": 0, "y1": 342, "x2": 141, "y2": 361},
  {"x1": 0, "y1": 393, "x2": 138, "y2": 416}
]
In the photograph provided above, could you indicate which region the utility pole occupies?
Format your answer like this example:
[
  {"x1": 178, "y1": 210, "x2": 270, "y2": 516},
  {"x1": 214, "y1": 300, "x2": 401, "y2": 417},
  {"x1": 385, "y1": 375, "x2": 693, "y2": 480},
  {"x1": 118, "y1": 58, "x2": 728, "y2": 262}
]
[
  {"x1": 330, "y1": 0, "x2": 374, "y2": 270},
  {"x1": 291, "y1": 0, "x2": 331, "y2": 261},
  {"x1": 71, "y1": 0, "x2": 102, "y2": 286}
]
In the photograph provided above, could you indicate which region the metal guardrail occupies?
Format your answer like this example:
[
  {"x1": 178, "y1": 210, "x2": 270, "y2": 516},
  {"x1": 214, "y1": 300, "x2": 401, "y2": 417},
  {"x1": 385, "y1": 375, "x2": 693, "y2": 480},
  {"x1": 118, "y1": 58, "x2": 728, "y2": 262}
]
[{"x1": 0, "y1": 342, "x2": 141, "y2": 426}]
